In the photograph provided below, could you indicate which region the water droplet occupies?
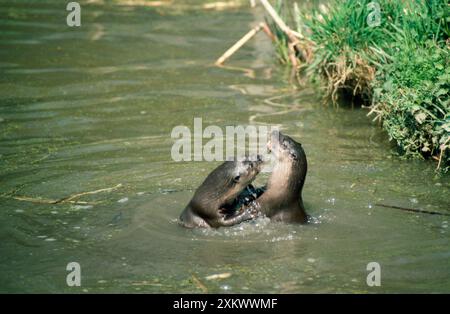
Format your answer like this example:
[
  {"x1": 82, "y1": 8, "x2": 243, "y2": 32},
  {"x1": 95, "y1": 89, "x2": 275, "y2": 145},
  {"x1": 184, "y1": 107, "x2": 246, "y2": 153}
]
[
  {"x1": 326, "y1": 198, "x2": 336, "y2": 205},
  {"x1": 409, "y1": 198, "x2": 418, "y2": 204},
  {"x1": 220, "y1": 285, "x2": 231, "y2": 291},
  {"x1": 307, "y1": 258, "x2": 316, "y2": 263}
]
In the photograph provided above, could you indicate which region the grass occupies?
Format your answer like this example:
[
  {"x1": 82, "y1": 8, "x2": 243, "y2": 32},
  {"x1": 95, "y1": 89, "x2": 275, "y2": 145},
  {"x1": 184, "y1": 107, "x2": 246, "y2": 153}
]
[
  {"x1": 268, "y1": 0, "x2": 450, "y2": 173},
  {"x1": 370, "y1": 40, "x2": 449, "y2": 165}
]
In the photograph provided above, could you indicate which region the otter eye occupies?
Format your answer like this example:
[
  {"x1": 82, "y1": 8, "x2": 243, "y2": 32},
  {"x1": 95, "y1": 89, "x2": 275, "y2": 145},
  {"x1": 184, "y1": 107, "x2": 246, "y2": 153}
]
[{"x1": 233, "y1": 175, "x2": 240, "y2": 182}]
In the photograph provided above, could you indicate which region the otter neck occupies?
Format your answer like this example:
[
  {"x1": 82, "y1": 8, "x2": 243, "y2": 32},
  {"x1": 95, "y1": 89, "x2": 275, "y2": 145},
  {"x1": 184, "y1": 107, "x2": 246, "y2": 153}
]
[{"x1": 264, "y1": 160, "x2": 301, "y2": 204}]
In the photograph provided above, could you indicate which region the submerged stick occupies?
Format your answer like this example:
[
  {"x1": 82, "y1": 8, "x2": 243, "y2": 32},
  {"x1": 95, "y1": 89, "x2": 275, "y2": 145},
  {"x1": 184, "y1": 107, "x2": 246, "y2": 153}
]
[
  {"x1": 375, "y1": 203, "x2": 450, "y2": 217},
  {"x1": 55, "y1": 183, "x2": 123, "y2": 203},
  {"x1": 10, "y1": 195, "x2": 95, "y2": 205},
  {"x1": 5, "y1": 183, "x2": 123, "y2": 205},
  {"x1": 215, "y1": 23, "x2": 265, "y2": 65}
]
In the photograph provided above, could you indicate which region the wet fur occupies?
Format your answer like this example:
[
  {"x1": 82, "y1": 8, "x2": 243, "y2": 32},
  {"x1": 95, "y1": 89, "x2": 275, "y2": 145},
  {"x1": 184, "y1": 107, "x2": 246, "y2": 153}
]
[
  {"x1": 179, "y1": 159, "x2": 262, "y2": 228},
  {"x1": 254, "y1": 132, "x2": 308, "y2": 223}
]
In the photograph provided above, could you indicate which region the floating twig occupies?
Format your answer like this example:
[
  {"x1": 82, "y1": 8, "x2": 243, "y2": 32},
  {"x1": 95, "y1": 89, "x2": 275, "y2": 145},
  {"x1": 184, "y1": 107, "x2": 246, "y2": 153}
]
[{"x1": 374, "y1": 203, "x2": 450, "y2": 217}]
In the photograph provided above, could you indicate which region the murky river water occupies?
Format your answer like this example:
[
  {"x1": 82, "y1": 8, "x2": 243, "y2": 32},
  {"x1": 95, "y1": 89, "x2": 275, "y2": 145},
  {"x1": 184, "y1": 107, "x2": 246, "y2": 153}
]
[{"x1": 0, "y1": 1, "x2": 449, "y2": 293}]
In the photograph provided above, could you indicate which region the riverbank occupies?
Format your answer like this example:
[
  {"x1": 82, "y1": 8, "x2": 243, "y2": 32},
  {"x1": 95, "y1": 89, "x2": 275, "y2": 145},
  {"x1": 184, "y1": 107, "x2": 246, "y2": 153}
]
[{"x1": 268, "y1": 0, "x2": 449, "y2": 173}]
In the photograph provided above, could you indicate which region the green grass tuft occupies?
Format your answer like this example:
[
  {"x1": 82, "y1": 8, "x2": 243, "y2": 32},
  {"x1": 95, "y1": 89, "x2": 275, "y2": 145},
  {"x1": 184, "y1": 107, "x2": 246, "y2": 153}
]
[{"x1": 269, "y1": 0, "x2": 450, "y2": 172}]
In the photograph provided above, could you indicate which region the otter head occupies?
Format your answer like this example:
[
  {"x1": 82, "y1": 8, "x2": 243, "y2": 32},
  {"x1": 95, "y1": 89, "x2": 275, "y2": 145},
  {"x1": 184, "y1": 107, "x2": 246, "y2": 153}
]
[
  {"x1": 266, "y1": 131, "x2": 307, "y2": 199},
  {"x1": 219, "y1": 155, "x2": 264, "y2": 204},
  {"x1": 267, "y1": 131, "x2": 304, "y2": 164},
  {"x1": 194, "y1": 155, "x2": 264, "y2": 209}
]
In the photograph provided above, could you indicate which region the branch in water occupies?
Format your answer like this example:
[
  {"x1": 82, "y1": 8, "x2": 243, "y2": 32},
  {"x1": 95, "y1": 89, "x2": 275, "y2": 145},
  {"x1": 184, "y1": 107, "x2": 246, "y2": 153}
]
[
  {"x1": 215, "y1": 23, "x2": 265, "y2": 66},
  {"x1": 374, "y1": 203, "x2": 450, "y2": 217},
  {"x1": 3, "y1": 183, "x2": 123, "y2": 205},
  {"x1": 55, "y1": 183, "x2": 123, "y2": 203}
]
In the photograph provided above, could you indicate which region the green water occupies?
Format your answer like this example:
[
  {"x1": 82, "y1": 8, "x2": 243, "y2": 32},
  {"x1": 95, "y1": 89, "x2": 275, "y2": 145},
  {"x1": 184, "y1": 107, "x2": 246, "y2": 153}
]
[{"x1": 0, "y1": 1, "x2": 449, "y2": 293}]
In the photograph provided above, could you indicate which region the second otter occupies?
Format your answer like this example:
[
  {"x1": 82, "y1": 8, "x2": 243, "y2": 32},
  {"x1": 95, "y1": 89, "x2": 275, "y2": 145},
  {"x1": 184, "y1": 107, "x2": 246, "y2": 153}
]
[
  {"x1": 179, "y1": 156, "x2": 263, "y2": 228},
  {"x1": 251, "y1": 131, "x2": 309, "y2": 223}
]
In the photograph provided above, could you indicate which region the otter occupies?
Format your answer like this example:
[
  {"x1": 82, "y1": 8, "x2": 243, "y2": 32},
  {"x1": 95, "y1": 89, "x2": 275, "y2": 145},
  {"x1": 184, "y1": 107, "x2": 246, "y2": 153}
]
[
  {"x1": 250, "y1": 131, "x2": 308, "y2": 223},
  {"x1": 179, "y1": 156, "x2": 263, "y2": 228}
]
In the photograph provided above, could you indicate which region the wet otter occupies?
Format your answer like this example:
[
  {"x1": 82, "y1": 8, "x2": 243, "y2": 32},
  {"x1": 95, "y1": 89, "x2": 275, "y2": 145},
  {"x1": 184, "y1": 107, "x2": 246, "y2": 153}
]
[
  {"x1": 250, "y1": 131, "x2": 308, "y2": 223},
  {"x1": 179, "y1": 156, "x2": 263, "y2": 228}
]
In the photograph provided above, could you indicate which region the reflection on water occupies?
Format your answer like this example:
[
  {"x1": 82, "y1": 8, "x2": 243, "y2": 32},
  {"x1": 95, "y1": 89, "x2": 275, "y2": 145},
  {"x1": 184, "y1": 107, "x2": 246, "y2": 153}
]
[{"x1": 0, "y1": 1, "x2": 449, "y2": 293}]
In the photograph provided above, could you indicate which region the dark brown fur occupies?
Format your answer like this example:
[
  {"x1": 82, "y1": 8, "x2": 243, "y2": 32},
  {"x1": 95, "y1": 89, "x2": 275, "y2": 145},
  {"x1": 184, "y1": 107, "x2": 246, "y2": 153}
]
[
  {"x1": 252, "y1": 131, "x2": 308, "y2": 223},
  {"x1": 179, "y1": 157, "x2": 263, "y2": 228}
]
